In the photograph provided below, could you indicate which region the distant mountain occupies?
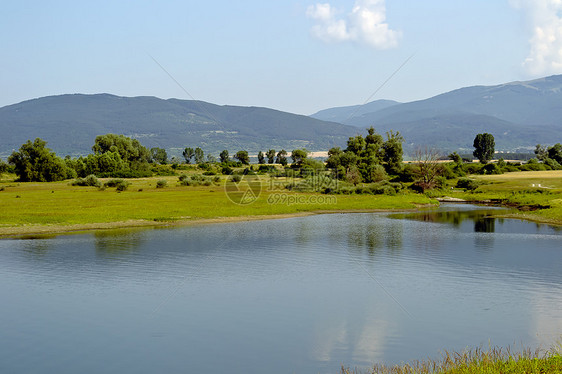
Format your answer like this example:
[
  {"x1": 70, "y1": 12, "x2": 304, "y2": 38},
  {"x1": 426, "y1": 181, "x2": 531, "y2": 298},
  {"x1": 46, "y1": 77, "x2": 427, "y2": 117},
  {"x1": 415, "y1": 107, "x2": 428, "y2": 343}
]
[
  {"x1": 310, "y1": 99, "x2": 400, "y2": 123},
  {"x1": 313, "y1": 75, "x2": 562, "y2": 151},
  {"x1": 0, "y1": 94, "x2": 358, "y2": 157}
]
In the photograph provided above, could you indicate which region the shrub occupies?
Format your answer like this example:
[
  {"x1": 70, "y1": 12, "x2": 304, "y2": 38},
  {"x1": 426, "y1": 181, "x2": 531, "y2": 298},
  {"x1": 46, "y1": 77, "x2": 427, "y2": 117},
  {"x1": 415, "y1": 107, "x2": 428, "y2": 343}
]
[
  {"x1": 156, "y1": 180, "x2": 167, "y2": 188},
  {"x1": 104, "y1": 179, "x2": 125, "y2": 187},
  {"x1": 481, "y1": 163, "x2": 502, "y2": 175},
  {"x1": 456, "y1": 178, "x2": 481, "y2": 191},
  {"x1": 230, "y1": 175, "x2": 242, "y2": 183},
  {"x1": 115, "y1": 181, "x2": 129, "y2": 191},
  {"x1": 71, "y1": 174, "x2": 101, "y2": 188}
]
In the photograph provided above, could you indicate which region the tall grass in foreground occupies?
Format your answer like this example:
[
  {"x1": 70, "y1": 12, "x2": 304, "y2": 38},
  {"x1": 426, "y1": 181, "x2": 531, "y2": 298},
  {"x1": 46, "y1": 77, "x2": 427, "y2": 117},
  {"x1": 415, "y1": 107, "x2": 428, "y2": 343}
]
[{"x1": 342, "y1": 345, "x2": 562, "y2": 374}]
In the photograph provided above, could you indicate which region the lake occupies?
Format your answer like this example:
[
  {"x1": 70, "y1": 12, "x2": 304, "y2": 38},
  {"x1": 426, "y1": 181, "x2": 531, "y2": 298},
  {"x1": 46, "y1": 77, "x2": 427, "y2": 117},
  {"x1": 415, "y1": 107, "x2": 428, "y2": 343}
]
[{"x1": 0, "y1": 204, "x2": 561, "y2": 374}]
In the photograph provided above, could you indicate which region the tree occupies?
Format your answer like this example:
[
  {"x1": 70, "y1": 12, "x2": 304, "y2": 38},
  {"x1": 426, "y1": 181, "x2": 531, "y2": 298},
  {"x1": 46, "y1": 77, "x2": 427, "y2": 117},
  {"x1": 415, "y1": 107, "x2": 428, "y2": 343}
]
[
  {"x1": 412, "y1": 147, "x2": 444, "y2": 192},
  {"x1": 150, "y1": 147, "x2": 168, "y2": 164},
  {"x1": 92, "y1": 134, "x2": 150, "y2": 166},
  {"x1": 276, "y1": 149, "x2": 288, "y2": 166},
  {"x1": 8, "y1": 138, "x2": 71, "y2": 182},
  {"x1": 183, "y1": 147, "x2": 195, "y2": 164},
  {"x1": 346, "y1": 165, "x2": 362, "y2": 186},
  {"x1": 290, "y1": 149, "x2": 308, "y2": 168},
  {"x1": 220, "y1": 150, "x2": 230, "y2": 163},
  {"x1": 473, "y1": 133, "x2": 495, "y2": 164},
  {"x1": 194, "y1": 147, "x2": 205, "y2": 164},
  {"x1": 547, "y1": 143, "x2": 562, "y2": 164},
  {"x1": 382, "y1": 131, "x2": 404, "y2": 174},
  {"x1": 448, "y1": 152, "x2": 462, "y2": 164},
  {"x1": 234, "y1": 150, "x2": 250, "y2": 165},
  {"x1": 535, "y1": 144, "x2": 548, "y2": 161},
  {"x1": 266, "y1": 149, "x2": 276, "y2": 164},
  {"x1": 257, "y1": 151, "x2": 265, "y2": 164},
  {"x1": 326, "y1": 147, "x2": 343, "y2": 169},
  {"x1": 0, "y1": 159, "x2": 10, "y2": 174}
]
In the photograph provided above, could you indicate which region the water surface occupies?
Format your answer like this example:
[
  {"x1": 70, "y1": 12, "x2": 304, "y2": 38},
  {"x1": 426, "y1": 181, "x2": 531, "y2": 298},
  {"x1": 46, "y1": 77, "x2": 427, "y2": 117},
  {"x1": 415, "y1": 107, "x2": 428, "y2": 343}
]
[{"x1": 0, "y1": 205, "x2": 560, "y2": 373}]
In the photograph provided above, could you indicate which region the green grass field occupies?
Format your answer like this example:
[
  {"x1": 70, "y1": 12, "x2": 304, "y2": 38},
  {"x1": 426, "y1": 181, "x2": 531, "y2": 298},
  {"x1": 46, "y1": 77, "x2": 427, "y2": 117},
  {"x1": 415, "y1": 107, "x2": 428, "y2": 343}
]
[
  {"x1": 0, "y1": 174, "x2": 434, "y2": 236},
  {"x1": 444, "y1": 170, "x2": 562, "y2": 224},
  {"x1": 1, "y1": 170, "x2": 561, "y2": 236}
]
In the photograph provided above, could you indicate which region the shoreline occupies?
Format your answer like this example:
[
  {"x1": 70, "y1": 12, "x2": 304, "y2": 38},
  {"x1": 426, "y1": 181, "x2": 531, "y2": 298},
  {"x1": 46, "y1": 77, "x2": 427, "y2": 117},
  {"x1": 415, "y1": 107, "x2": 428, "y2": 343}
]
[
  {"x1": 0, "y1": 207, "x2": 433, "y2": 239},
  {"x1": 1, "y1": 202, "x2": 560, "y2": 239}
]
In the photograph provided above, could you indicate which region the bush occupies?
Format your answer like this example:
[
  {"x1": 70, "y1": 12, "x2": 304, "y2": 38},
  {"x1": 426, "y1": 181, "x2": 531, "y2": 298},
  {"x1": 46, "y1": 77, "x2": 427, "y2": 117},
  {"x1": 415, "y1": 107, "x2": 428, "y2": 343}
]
[
  {"x1": 156, "y1": 180, "x2": 168, "y2": 188},
  {"x1": 71, "y1": 174, "x2": 101, "y2": 187},
  {"x1": 481, "y1": 163, "x2": 502, "y2": 175},
  {"x1": 115, "y1": 181, "x2": 129, "y2": 191},
  {"x1": 230, "y1": 175, "x2": 242, "y2": 183},
  {"x1": 456, "y1": 178, "x2": 481, "y2": 191},
  {"x1": 464, "y1": 163, "x2": 484, "y2": 175}
]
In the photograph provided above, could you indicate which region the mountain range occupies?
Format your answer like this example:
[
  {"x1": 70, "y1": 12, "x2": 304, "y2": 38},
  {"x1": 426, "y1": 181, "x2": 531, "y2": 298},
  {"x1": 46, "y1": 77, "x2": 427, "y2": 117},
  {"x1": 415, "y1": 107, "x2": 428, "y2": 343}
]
[
  {"x1": 311, "y1": 75, "x2": 562, "y2": 151},
  {"x1": 1, "y1": 75, "x2": 561, "y2": 158},
  {"x1": 0, "y1": 94, "x2": 355, "y2": 157}
]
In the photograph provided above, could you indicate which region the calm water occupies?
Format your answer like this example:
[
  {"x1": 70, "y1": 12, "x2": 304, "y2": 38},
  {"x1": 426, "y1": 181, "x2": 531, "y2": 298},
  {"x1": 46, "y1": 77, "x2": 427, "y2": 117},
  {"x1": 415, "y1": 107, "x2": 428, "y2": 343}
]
[{"x1": 0, "y1": 205, "x2": 561, "y2": 374}]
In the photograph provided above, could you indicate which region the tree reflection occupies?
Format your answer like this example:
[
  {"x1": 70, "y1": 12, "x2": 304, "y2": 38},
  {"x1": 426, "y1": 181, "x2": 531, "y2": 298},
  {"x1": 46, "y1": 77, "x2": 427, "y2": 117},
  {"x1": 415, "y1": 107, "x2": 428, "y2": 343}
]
[
  {"x1": 390, "y1": 206, "x2": 514, "y2": 234},
  {"x1": 94, "y1": 229, "x2": 145, "y2": 257}
]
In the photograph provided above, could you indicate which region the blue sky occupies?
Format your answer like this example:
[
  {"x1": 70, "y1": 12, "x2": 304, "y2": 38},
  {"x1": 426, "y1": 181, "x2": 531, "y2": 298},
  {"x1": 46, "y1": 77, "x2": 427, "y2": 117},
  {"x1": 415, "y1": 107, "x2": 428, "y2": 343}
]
[{"x1": 2, "y1": 0, "x2": 562, "y2": 114}]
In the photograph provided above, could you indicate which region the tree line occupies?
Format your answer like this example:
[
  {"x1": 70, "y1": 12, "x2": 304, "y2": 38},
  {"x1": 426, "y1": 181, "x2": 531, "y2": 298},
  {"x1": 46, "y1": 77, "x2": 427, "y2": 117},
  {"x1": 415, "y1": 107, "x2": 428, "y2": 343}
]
[{"x1": 2, "y1": 131, "x2": 561, "y2": 191}]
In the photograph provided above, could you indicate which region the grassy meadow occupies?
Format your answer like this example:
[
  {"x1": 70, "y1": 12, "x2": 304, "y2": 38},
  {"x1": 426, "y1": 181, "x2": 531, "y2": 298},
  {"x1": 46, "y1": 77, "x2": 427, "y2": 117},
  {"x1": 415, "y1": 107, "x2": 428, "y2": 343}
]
[
  {"x1": 0, "y1": 173, "x2": 434, "y2": 236},
  {"x1": 1, "y1": 169, "x2": 561, "y2": 236},
  {"x1": 444, "y1": 170, "x2": 562, "y2": 224}
]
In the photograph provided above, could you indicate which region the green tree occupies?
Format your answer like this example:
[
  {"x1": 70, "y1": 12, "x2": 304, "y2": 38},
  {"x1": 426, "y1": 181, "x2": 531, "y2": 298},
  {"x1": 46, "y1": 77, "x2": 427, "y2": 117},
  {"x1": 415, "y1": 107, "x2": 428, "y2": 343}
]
[
  {"x1": 150, "y1": 147, "x2": 168, "y2": 164},
  {"x1": 8, "y1": 138, "x2": 71, "y2": 182},
  {"x1": 535, "y1": 144, "x2": 548, "y2": 161},
  {"x1": 0, "y1": 159, "x2": 10, "y2": 174},
  {"x1": 220, "y1": 150, "x2": 230, "y2": 163},
  {"x1": 183, "y1": 147, "x2": 195, "y2": 163},
  {"x1": 194, "y1": 147, "x2": 205, "y2": 164},
  {"x1": 276, "y1": 149, "x2": 288, "y2": 166},
  {"x1": 382, "y1": 131, "x2": 404, "y2": 174},
  {"x1": 266, "y1": 149, "x2": 276, "y2": 164},
  {"x1": 234, "y1": 150, "x2": 250, "y2": 165},
  {"x1": 257, "y1": 151, "x2": 265, "y2": 164},
  {"x1": 346, "y1": 135, "x2": 366, "y2": 155},
  {"x1": 448, "y1": 152, "x2": 462, "y2": 164},
  {"x1": 92, "y1": 134, "x2": 150, "y2": 165},
  {"x1": 473, "y1": 133, "x2": 495, "y2": 164},
  {"x1": 547, "y1": 143, "x2": 562, "y2": 163},
  {"x1": 290, "y1": 149, "x2": 308, "y2": 168},
  {"x1": 326, "y1": 147, "x2": 343, "y2": 169}
]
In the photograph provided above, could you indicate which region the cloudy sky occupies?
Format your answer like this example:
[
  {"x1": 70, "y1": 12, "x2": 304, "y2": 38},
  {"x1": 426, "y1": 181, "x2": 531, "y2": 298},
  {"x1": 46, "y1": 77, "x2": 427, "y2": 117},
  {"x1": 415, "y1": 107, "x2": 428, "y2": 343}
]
[{"x1": 2, "y1": 0, "x2": 562, "y2": 114}]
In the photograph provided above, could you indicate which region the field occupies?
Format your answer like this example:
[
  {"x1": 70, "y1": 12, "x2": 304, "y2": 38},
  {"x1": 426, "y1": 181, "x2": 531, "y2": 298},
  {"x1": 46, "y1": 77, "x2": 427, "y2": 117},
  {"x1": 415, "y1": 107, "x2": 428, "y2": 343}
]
[
  {"x1": 0, "y1": 174, "x2": 434, "y2": 237},
  {"x1": 1, "y1": 170, "x2": 561, "y2": 237},
  {"x1": 445, "y1": 170, "x2": 562, "y2": 224}
]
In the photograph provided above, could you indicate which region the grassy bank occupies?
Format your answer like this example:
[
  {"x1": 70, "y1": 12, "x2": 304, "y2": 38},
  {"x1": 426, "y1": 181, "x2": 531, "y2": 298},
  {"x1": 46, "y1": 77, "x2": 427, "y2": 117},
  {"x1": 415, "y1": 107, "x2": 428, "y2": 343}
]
[
  {"x1": 342, "y1": 345, "x2": 562, "y2": 374},
  {"x1": 0, "y1": 175, "x2": 435, "y2": 237},
  {"x1": 440, "y1": 170, "x2": 562, "y2": 225},
  {"x1": 1, "y1": 170, "x2": 561, "y2": 237}
]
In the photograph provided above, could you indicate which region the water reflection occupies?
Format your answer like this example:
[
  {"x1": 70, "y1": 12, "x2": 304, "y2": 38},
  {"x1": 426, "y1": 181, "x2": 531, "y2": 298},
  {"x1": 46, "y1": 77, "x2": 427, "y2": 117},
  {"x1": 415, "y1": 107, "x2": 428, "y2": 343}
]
[
  {"x1": 94, "y1": 229, "x2": 145, "y2": 258},
  {"x1": 389, "y1": 205, "x2": 511, "y2": 233},
  {"x1": 0, "y1": 207, "x2": 561, "y2": 374}
]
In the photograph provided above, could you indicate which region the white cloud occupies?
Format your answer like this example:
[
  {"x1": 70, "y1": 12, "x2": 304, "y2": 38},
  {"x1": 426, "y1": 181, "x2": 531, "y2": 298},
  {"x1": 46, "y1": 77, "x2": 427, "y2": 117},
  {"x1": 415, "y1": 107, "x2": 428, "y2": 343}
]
[
  {"x1": 511, "y1": 0, "x2": 562, "y2": 75},
  {"x1": 306, "y1": 0, "x2": 401, "y2": 49}
]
